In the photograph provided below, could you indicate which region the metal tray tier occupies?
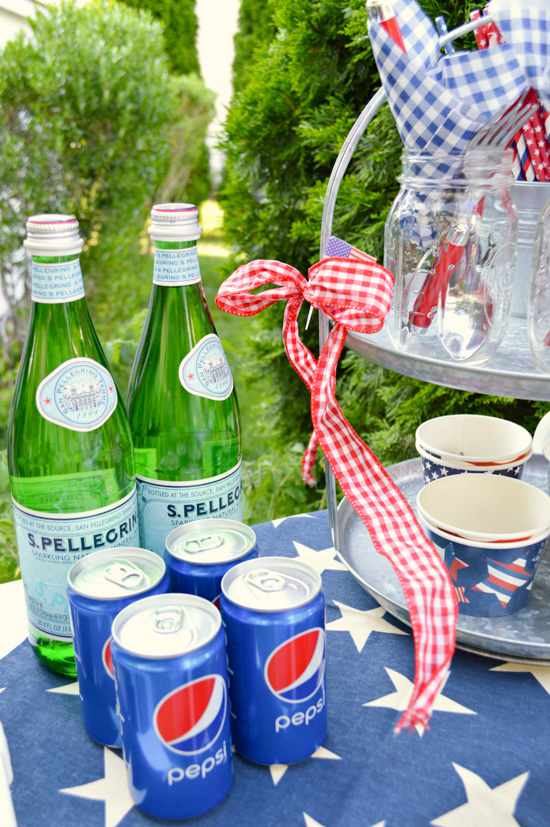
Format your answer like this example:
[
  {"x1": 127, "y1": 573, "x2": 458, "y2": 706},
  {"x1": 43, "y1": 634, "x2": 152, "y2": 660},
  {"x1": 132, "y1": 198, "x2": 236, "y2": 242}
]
[
  {"x1": 346, "y1": 315, "x2": 550, "y2": 401},
  {"x1": 336, "y1": 454, "x2": 550, "y2": 664}
]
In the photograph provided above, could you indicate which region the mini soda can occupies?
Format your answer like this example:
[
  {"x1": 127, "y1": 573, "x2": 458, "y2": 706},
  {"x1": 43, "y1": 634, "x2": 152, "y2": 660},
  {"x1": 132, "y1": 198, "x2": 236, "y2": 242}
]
[
  {"x1": 67, "y1": 547, "x2": 169, "y2": 748},
  {"x1": 164, "y1": 518, "x2": 258, "y2": 604},
  {"x1": 110, "y1": 593, "x2": 233, "y2": 820},
  {"x1": 220, "y1": 556, "x2": 326, "y2": 765}
]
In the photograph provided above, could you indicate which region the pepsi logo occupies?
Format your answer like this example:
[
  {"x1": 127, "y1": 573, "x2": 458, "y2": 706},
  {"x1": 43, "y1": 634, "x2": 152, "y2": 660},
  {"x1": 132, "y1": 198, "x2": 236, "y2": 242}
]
[
  {"x1": 154, "y1": 674, "x2": 227, "y2": 755},
  {"x1": 102, "y1": 637, "x2": 114, "y2": 679},
  {"x1": 264, "y1": 628, "x2": 325, "y2": 704},
  {"x1": 213, "y1": 595, "x2": 221, "y2": 611}
]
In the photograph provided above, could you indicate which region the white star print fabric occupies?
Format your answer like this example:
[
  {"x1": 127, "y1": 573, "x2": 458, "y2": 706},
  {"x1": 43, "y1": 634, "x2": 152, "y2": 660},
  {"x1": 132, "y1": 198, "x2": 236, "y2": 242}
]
[{"x1": 0, "y1": 510, "x2": 548, "y2": 825}]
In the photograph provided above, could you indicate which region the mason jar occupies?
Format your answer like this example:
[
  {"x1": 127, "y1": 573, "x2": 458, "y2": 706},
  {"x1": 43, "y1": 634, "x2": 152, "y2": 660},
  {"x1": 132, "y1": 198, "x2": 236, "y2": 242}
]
[
  {"x1": 528, "y1": 196, "x2": 550, "y2": 373},
  {"x1": 384, "y1": 148, "x2": 517, "y2": 364}
]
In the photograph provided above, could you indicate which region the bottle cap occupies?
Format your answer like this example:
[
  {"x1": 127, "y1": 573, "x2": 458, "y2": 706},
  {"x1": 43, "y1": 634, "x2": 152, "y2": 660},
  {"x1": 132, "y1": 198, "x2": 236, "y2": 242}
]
[
  {"x1": 149, "y1": 203, "x2": 202, "y2": 241},
  {"x1": 24, "y1": 214, "x2": 84, "y2": 255}
]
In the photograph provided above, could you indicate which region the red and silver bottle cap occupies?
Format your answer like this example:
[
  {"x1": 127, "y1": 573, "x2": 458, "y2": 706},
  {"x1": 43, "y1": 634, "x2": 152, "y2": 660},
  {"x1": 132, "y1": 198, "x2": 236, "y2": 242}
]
[
  {"x1": 24, "y1": 214, "x2": 84, "y2": 255},
  {"x1": 149, "y1": 203, "x2": 202, "y2": 242}
]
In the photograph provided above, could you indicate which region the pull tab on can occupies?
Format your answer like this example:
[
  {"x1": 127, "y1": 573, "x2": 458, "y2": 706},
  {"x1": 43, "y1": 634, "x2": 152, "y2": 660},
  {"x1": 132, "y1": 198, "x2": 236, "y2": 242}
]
[
  {"x1": 153, "y1": 605, "x2": 185, "y2": 634},
  {"x1": 104, "y1": 562, "x2": 147, "y2": 591},
  {"x1": 182, "y1": 534, "x2": 224, "y2": 554},
  {"x1": 243, "y1": 568, "x2": 287, "y2": 592}
]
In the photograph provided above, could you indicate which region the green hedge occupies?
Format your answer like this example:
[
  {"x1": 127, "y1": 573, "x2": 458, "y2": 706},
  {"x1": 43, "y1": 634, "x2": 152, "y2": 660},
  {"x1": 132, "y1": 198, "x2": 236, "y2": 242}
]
[
  {"x1": 120, "y1": 0, "x2": 200, "y2": 75},
  {"x1": 219, "y1": 0, "x2": 549, "y2": 511}
]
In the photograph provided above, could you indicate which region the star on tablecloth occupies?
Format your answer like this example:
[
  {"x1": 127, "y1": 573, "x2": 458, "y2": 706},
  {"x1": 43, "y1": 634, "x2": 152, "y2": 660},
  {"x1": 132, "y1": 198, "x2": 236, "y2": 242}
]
[
  {"x1": 364, "y1": 670, "x2": 476, "y2": 735},
  {"x1": 326, "y1": 601, "x2": 408, "y2": 652},
  {"x1": 60, "y1": 746, "x2": 134, "y2": 827},
  {"x1": 491, "y1": 662, "x2": 550, "y2": 695},
  {"x1": 269, "y1": 746, "x2": 341, "y2": 786},
  {"x1": 303, "y1": 816, "x2": 385, "y2": 827},
  {"x1": 291, "y1": 541, "x2": 347, "y2": 574},
  {"x1": 47, "y1": 680, "x2": 80, "y2": 695},
  {"x1": 430, "y1": 763, "x2": 529, "y2": 826},
  {"x1": 271, "y1": 513, "x2": 316, "y2": 528}
]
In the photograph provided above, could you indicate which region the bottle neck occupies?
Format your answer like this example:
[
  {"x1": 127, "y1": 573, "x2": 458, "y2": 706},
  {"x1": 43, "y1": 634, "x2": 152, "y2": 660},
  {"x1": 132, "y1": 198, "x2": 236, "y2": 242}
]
[
  {"x1": 31, "y1": 253, "x2": 85, "y2": 304},
  {"x1": 152, "y1": 239, "x2": 201, "y2": 287}
]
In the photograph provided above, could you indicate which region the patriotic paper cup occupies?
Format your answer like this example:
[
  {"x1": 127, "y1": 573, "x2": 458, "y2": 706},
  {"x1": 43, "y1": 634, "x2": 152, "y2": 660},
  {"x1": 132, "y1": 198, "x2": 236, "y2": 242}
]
[
  {"x1": 416, "y1": 473, "x2": 550, "y2": 543},
  {"x1": 416, "y1": 442, "x2": 530, "y2": 484},
  {"x1": 420, "y1": 516, "x2": 549, "y2": 617},
  {"x1": 416, "y1": 414, "x2": 532, "y2": 466}
]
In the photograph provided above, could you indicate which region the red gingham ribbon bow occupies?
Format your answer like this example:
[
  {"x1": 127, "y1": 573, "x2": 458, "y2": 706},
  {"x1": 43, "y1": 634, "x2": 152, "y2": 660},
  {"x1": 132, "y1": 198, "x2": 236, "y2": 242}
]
[{"x1": 216, "y1": 257, "x2": 457, "y2": 732}]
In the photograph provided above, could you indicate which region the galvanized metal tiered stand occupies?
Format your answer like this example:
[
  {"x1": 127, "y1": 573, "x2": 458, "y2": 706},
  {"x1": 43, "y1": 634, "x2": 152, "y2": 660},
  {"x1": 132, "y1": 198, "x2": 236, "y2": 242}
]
[{"x1": 319, "y1": 15, "x2": 550, "y2": 664}]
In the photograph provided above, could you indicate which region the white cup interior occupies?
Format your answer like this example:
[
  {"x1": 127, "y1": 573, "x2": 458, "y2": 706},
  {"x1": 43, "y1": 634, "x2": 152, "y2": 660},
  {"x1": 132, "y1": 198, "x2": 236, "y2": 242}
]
[
  {"x1": 416, "y1": 441, "x2": 531, "y2": 472},
  {"x1": 416, "y1": 473, "x2": 550, "y2": 540},
  {"x1": 419, "y1": 512, "x2": 550, "y2": 550},
  {"x1": 416, "y1": 415, "x2": 532, "y2": 464}
]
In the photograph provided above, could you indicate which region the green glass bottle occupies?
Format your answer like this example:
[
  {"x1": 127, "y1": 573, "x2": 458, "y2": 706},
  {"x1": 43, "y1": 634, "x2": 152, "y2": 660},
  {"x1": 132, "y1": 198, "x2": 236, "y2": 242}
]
[
  {"x1": 8, "y1": 215, "x2": 138, "y2": 676},
  {"x1": 127, "y1": 203, "x2": 242, "y2": 555}
]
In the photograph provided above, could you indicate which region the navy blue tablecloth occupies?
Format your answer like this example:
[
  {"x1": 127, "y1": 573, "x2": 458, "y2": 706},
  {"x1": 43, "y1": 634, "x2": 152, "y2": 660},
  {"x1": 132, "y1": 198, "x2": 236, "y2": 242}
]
[{"x1": 2, "y1": 509, "x2": 550, "y2": 826}]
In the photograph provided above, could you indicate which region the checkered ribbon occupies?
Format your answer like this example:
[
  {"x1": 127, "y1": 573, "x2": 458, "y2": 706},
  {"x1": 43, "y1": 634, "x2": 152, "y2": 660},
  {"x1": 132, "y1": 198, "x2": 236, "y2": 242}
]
[{"x1": 216, "y1": 257, "x2": 458, "y2": 732}]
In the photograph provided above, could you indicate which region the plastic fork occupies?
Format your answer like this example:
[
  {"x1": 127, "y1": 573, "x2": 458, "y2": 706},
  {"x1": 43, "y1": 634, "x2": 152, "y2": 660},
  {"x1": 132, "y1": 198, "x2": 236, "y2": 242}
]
[{"x1": 468, "y1": 91, "x2": 539, "y2": 150}]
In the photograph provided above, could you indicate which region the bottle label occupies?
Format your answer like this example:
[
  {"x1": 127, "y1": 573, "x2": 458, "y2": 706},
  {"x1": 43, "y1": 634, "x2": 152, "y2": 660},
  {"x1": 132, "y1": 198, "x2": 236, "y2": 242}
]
[
  {"x1": 153, "y1": 248, "x2": 201, "y2": 285},
  {"x1": 31, "y1": 259, "x2": 85, "y2": 303},
  {"x1": 36, "y1": 357, "x2": 118, "y2": 432},
  {"x1": 136, "y1": 463, "x2": 242, "y2": 555},
  {"x1": 12, "y1": 488, "x2": 139, "y2": 640},
  {"x1": 179, "y1": 334, "x2": 234, "y2": 400}
]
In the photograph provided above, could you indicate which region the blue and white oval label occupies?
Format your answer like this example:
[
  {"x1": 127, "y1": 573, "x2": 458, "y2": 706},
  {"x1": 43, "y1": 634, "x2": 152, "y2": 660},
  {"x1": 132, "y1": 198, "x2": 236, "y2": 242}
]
[
  {"x1": 179, "y1": 334, "x2": 233, "y2": 400},
  {"x1": 36, "y1": 357, "x2": 118, "y2": 431}
]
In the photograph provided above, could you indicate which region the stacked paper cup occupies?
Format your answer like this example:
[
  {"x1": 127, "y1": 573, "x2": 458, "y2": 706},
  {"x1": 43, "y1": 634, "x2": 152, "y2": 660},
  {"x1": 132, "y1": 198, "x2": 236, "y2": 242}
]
[
  {"x1": 417, "y1": 473, "x2": 550, "y2": 617},
  {"x1": 416, "y1": 414, "x2": 532, "y2": 484}
]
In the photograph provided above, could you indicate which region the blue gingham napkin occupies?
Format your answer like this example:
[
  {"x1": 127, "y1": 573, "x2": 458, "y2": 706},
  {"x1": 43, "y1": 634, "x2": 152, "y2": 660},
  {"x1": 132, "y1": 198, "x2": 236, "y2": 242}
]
[
  {"x1": 490, "y1": 0, "x2": 550, "y2": 112},
  {"x1": 367, "y1": 0, "x2": 528, "y2": 159},
  {"x1": 367, "y1": 0, "x2": 528, "y2": 244}
]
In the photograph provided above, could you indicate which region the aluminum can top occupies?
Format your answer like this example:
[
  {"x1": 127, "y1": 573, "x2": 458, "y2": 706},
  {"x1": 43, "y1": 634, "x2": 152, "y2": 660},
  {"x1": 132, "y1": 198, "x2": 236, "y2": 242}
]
[
  {"x1": 24, "y1": 214, "x2": 84, "y2": 255},
  {"x1": 111, "y1": 593, "x2": 221, "y2": 659},
  {"x1": 149, "y1": 202, "x2": 202, "y2": 242},
  {"x1": 67, "y1": 547, "x2": 166, "y2": 601},
  {"x1": 221, "y1": 556, "x2": 322, "y2": 613},
  {"x1": 166, "y1": 519, "x2": 256, "y2": 566}
]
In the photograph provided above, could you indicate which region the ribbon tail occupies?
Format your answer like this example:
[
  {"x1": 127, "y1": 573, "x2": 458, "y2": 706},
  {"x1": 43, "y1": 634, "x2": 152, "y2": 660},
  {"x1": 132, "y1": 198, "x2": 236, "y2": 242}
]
[
  {"x1": 302, "y1": 430, "x2": 319, "y2": 485},
  {"x1": 311, "y1": 325, "x2": 457, "y2": 732}
]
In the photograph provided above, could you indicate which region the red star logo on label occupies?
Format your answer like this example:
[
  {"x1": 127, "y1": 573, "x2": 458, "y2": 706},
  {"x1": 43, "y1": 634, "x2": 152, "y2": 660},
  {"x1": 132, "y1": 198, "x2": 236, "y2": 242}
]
[
  {"x1": 188, "y1": 373, "x2": 194, "y2": 380},
  {"x1": 44, "y1": 398, "x2": 51, "y2": 404},
  {"x1": 109, "y1": 386, "x2": 113, "y2": 392}
]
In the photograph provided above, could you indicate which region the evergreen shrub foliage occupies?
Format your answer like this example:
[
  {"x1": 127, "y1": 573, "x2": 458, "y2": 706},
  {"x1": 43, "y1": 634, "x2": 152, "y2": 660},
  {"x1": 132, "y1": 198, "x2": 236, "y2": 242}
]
[
  {"x1": 220, "y1": 0, "x2": 549, "y2": 514},
  {"x1": 119, "y1": 0, "x2": 200, "y2": 76},
  {"x1": 0, "y1": 0, "x2": 177, "y2": 313}
]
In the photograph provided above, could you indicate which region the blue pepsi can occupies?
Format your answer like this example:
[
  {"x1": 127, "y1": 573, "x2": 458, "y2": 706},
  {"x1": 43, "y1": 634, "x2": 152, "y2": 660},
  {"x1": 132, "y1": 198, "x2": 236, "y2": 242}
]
[
  {"x1": 165, "y1": 518, "x2": 258, "y2": 604},
  {"x1": 110, "y1": 593, "x2": 233, "y2": 820},
  {"x1": 67, "y1": 548, "x2": 169, "y2": 748},
  {"x1": 220, "y1": 556, "x2": 326, "y2": 765}
]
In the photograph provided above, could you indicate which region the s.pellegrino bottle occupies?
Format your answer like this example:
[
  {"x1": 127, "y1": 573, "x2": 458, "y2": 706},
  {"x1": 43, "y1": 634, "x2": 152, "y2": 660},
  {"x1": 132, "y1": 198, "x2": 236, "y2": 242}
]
[
  {"x1": 8, "y1": 215, "x2": 138, "y2": 676},
  {"x1": 127, "y1": 203, "x2": 242, "y2": 555}
]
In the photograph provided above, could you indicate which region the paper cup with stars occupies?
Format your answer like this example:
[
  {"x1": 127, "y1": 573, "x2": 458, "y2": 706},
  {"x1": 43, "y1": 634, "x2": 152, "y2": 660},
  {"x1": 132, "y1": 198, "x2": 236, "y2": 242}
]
[
  {"x1": 417, "y1": 474, "x2": 550, "y2": 616},
  {"x1": 416, "y1": 414, "x2": 532, "y2": 483}
]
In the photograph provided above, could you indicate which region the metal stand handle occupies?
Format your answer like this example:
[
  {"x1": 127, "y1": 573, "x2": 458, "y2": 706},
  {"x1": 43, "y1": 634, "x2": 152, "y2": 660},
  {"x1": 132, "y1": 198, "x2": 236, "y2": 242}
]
[{"x1": 318, "y1": 16, "x2": 493, "y2": 549}]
